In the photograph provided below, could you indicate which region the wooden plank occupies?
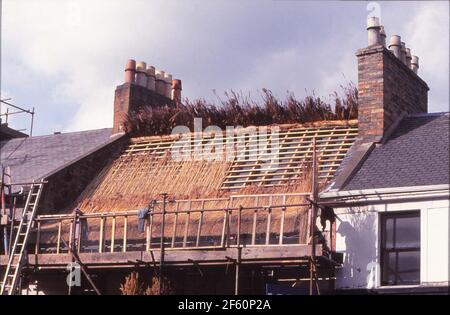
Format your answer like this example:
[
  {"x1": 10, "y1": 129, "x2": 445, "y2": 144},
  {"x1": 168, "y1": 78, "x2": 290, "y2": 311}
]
[
  {"x1": 124, "y1": 129, "x2": 355, "y2": 149},
  {"x1": 9, "y1": 245, "x2": 323, "y2": 267},
  {"x1": 237, "y1": 206, "x2": 242, "y2": 246},
  {"x1": 171, "y1": 211, "x2": 178, "y2": 248},
  {"x1": 279, "y1": 195, "x2": 287, "y2": 245},
  {"x1": 68, "y1": 219, "x2": 73, "y2": 252},
  {"x1": 279, "y1": 207, "x2": 286, "y2": 245},
  {"x1": 222, "y1": 168, "x2": 338, "y2": 183},
  {"x1": 146, "y1": 214, "x2": 152, "y2": 251},
  {"x1": 265, "y1": 208, "x2": 272, "y2": 245},
  {"x1": 195, "y1": 201, "x2": 205, "y2": 247},
  {"x1": 251, "y1": 195, "x2": 259, "y2": 245},
  {"x1": 230, "y1": 143, "x2": 354, "y2": 158},
  {"x1": 35, "y1": 221, "x2": 41, "y2": 254},
  {"x1": 124, "y1": 126, "x2": 357, "y2": 150},
  {"x1": 196, "y1": 211, "x2": 204, "y2": 247},
  {"x1": 220, "y1": 210, "x2": 228, "y2": 247},
  {"x1": 56, "y1": 220, "x2": 62, "y2": 254},
  {"x1": 183, "y1": 207, "x2": 191, "y2": 248},
  {"x1": 77, "y1": 219, "x2": 82, "y2": 253},
  {"x1": 99, "y1": 216, "x2": 105, "y2": 253},
  {"x1": 123, "y1": 134, "x2": 356, "y2": 158},
  {"x1": 110, "y1": 215, "x2": 116, "y2": 253},
  {"x1": 251, "y1": 209, "x2": 258, "y2": 245},
  {"x1": 123, "y1": 216, "x2": 128, "y2": 253}
]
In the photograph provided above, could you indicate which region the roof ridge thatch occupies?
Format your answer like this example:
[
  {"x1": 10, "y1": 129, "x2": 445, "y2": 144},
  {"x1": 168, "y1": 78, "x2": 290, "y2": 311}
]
[
  {"x1": 124, "y1": 84, "x2": 358, "y2": 137},
  {"x1": 129, "y1": 119, "x2": 358, "y2": 143}
]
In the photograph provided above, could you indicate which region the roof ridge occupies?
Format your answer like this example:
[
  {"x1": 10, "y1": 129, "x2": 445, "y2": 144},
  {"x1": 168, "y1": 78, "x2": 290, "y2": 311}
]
[
  {"x1": 406, "y1": 112, "x2": 449, "y2": 118},
  {"x1": 1, "y1": 127, "x2": 113, "y2": 143}
]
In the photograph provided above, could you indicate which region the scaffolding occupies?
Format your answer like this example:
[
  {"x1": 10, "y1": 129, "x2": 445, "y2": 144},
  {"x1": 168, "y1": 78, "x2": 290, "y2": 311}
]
[
  {"x1": 0, "y1": 99, "x2": 35, "y2": 136},
  {"x1": 1, "y1": 136, "x2": 340, "y2": 295},
  {"x1": 0, "y1": 123, "x2": 347, "y2": 294}
]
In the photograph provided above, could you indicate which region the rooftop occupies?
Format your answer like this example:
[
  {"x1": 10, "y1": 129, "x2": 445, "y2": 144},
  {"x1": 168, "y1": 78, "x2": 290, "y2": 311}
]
[
  {"x1": 0, "y1": 128, "x2": 123, "y2": 191},
  {"x1": 342, "y1": 112, "x2": 449, "y2": 190}
]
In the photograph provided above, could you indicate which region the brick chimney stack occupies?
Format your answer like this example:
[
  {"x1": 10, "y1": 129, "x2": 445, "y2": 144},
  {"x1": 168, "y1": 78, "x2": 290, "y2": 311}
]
[
  {"x1": 113, "y1": 59, "x2": 182, "y2": 134},
  {"x1": 357, "y1": 17, "x2": 429, "y2": 142}
]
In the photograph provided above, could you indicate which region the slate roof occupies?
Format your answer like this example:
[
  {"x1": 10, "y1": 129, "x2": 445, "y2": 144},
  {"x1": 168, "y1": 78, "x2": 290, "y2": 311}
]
[
  {"x1": 0, "y1": 128, "x2": 123, "y2": 190},
  {"x1": 342, "y1": 112, "x2": 449, "y2": 190}
]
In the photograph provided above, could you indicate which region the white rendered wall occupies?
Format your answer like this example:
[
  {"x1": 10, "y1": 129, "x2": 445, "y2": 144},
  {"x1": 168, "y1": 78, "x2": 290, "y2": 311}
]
[{"x1": 334, "y1": 198, "x2": 449, "y2": 290}]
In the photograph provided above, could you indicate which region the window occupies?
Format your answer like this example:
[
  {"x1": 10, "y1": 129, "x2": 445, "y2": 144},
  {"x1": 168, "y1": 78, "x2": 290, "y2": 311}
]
[{"x1": 380, "y1": 211, "x2": 420, "y2": 286}]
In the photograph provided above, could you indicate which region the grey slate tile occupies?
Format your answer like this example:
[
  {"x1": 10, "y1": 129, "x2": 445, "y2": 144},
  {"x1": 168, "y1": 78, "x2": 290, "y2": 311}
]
[
  {"x1": 0, "y1": 128, "x2": 118, "y2": 188},
  {"x1": 343, "y1": 112, "x2": 449, "y2": 190}
]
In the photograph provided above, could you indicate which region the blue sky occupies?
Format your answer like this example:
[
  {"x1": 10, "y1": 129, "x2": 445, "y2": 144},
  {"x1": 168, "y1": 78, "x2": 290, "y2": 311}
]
[{"x1": 1, "y1": 0, "x2": 449, "y2": 136}]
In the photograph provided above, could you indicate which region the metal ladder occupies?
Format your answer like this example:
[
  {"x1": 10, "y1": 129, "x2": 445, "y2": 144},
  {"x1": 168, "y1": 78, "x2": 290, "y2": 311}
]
[{"x1": 0, "y1": 181, "x2": 44, "y2": 295}]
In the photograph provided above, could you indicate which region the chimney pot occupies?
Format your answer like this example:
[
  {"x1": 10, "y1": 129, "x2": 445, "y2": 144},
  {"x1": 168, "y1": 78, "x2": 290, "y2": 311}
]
[
  {"x1": 400, "y1": 42, "x2": 407, "y2": 64},
  {"x1": 171, "y1": 79, "x2": 182, "y2": 103},
  {"x1": 136, "y1": 61, "x2": 148, "y2": 87},
  {"x1": 388, "y1": 35, "x2": 402, "y2": 59},
  {"x1": 164, "y1": 73, "x2": 173, "y2": 98},
  {"x1": 155, "y1": 70, "x2": 166, "y2": 96},
  {"x1": 411, "y1": 55, "x2": 419, "y2": 74},
  {"x1": 124, "y1": 59, "x2": 136, "y2": 84},
  {"x1": 405, "y1": 48, "x2": 412, "y2": 69},
  {"x1": 146, "y1": 65, "x2": 156, "y2": 91},
  {"x1": 379, "y1": 26, "x2": 386, "y2": 47},
  {"x1": 367, "y1": 17, "x2": 381, "y2": 46}
]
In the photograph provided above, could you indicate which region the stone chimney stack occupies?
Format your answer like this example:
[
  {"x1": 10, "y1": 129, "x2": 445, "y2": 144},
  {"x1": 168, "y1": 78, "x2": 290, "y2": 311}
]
[
  {"x1": 357, "y1": 18, "x2": 429, "y2": 142},
  {"x1": 113, "y1": 59, "x2": 182, "y2": 134}
]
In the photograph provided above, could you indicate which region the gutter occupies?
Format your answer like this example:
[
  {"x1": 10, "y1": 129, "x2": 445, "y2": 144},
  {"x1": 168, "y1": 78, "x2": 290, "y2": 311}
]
[{"x1": 319, "y1": 184, "x2": 450, "y2": 207}]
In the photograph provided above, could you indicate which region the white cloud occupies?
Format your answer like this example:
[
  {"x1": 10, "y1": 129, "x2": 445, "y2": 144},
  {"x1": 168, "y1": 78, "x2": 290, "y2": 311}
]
[
  {"x1": 2, "y1": 0, "x2": 448, "y2": 134},
  {"x1": 402, "y1": 1, "x2": 449, "y2": 111},
  {"x1": 2, "y1": 0, "x2": 255, "y2": 131},
  {"x1": 379, "y1": 1, "x2": 449, "y2": 112},
  {"x1": 2, "y1": 0, "x2": 181, "y2": 131}
]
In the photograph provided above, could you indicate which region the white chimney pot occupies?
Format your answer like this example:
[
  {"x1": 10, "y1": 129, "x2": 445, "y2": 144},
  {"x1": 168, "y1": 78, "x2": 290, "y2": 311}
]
[
  {"x1": 400, "y1": 42, "x2": 407, "y2": 64},
  {"x1": 164, "y1": 73, "x2": 173, "y2": 98},
  {"x1": 136, "y1": 61, "x2": 148, "y2": 87},
  {"x1": 146, "y1": 65, "x2": 156, "y2": 91},
  {"x1": 379, "y1": 26, "x2": 386, "y2": 47},
  {"x1": 155, "y1": 70, "x2": 166, "y2": 96},
  {"x1": 405, "y1": 48, "x2": 412, "y2": 69},
  {"x1": 367, "y1": 17, "x2": 381, "y2": 46},
  {"x1": 388, "y1": 35, "x2": 402, "y2": 59},
  {"x1": 411, "y1": 55, "x2": 419, "y2": 74}
]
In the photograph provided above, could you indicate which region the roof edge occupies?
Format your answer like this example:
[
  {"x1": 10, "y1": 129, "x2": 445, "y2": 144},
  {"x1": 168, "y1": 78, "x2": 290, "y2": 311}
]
[{"x1": 321, "y1": 184, "x2": 450, "y2": 199}]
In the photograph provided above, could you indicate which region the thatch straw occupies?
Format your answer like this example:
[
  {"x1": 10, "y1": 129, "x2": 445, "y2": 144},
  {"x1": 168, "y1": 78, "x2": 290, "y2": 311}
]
[
  {"x1": 38, "y1": 166, "x2": 314, "y2": 247},
  {"x1": 75, "y1": 153, "x2": 232, "y2": 213},
  {"x1": 124, "y1": 85, "x2": 358, "y2": 137}
]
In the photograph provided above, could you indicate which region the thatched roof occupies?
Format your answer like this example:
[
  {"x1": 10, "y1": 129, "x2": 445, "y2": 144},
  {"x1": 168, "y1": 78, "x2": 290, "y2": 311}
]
[{"x1": 70, "y1": 120, "x2": 356, "y2": 214}]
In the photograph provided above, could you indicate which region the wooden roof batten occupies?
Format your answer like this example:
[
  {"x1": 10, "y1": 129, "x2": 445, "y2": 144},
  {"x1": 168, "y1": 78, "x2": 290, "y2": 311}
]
[{"x1": 117, "y1": 120, "x2": 357, "y2": 191}]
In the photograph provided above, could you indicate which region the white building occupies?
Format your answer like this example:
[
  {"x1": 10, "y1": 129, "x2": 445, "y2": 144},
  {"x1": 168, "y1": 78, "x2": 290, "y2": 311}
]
[{"x1": 320, "y1": 17, "x2": 449, "y2": 294}]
